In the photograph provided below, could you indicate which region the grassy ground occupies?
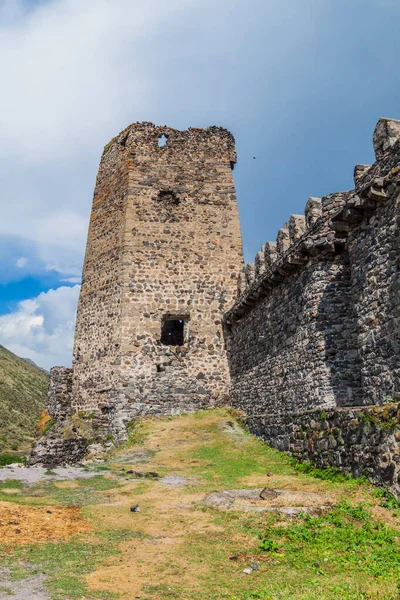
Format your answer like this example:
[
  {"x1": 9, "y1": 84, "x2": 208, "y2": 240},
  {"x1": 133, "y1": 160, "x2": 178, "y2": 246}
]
[
  {"x1": 0, "y1": 345, "x2": 48, "y2": 453},
  {"x1": 1, "y1": 409, "x2": 400, "y2": 599}
]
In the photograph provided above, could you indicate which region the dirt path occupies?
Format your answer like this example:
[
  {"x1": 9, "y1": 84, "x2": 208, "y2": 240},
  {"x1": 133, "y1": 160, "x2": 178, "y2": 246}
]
[{"x1": 0, "y1": 409, "x2": 399, "y2": 599}]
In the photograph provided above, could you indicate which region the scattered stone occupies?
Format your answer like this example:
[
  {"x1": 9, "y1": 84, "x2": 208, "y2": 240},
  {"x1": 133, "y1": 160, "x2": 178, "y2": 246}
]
[
  {"x1": 229, "y1": 556, "x2": 238, "y2": 561},
  {"x1": 243, "y1": 568, "x2": 252, "y2": 575},
  {"x1": 259, "y1": 487, "x2": 279, "y2": 500},
  {"x1": 249, "y1": 561, "x2": 259, "y2": 571},
  {"x1": 130, "y1": 505, "x2": 140, "y2": 512},
  {"x1": 266, "y1": 472, "x2": 273, "y2": 477},
  {"x1": 126, "y1": 470, "x2": 159, "y2": 478}
]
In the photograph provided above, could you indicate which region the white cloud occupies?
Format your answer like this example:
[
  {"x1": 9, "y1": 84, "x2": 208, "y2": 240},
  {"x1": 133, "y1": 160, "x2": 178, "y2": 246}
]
[
  {"x1": 15, "y1": 257, "x2": 27, "y2": 268},
  {"x1": 0, "y1": 0, "x2": 319, "y2": 281},
  {"x1": 0, "y1": 285, "x2": 80, "y2": 370},
  {"x1": 60, "y1": 277, "x2": 81, "y2": 284}
]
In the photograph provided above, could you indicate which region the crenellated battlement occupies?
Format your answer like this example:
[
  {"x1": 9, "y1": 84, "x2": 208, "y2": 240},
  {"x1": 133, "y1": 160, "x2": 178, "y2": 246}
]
[{"x1": 227, "y1": 117, "x2": 400, "y2": 325}]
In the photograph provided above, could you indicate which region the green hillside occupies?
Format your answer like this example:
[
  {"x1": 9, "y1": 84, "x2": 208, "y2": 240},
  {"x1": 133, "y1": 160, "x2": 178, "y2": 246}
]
[{"x1": 0, "y1": 345, "x2": 48, "y2": 453}]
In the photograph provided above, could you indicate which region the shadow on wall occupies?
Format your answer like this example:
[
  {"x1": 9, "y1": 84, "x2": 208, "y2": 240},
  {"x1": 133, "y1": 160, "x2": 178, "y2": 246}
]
[{"x1": 315, "y1": 252, "x2": 362, "y2": 408}]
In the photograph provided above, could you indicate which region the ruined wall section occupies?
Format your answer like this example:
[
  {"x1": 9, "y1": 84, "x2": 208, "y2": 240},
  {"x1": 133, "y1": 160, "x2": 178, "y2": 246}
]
[
  {"x1": 225, "y1": 117, "x2": 400, "y2": 495},
  {"x1": 30, "y1": 368, "x2": 87, "y2": 466}
]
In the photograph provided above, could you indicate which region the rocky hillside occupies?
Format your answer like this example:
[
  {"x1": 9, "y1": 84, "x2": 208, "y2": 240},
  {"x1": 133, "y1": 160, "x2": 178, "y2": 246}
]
[{"x1": 0, "y1": 345, "x2": 48, "y2": 452}]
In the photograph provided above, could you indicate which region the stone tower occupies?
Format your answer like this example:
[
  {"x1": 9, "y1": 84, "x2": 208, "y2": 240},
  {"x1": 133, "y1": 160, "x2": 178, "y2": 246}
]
[{"x1": 72, "y1": 123, "x2": 243, "y2": 439}]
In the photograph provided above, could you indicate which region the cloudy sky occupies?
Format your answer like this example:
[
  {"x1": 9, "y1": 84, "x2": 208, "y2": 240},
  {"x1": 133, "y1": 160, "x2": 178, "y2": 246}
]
[{"x1": 1, "y1": 0, "x2": 399, "y2": 369}]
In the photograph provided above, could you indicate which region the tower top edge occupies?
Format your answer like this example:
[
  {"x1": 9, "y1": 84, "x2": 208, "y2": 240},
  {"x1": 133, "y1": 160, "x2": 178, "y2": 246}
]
[{"x1": 102, "y1": 122, "x2": 236, "y2": 158}]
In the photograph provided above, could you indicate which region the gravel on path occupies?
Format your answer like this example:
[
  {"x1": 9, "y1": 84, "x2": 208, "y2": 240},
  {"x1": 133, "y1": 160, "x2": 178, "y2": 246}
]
[{"x1": 0, "y1": 464, "x2": 102, "y2": 485}]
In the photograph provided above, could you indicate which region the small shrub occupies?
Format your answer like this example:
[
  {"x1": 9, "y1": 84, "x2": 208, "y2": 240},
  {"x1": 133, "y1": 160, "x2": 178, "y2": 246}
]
[
  {"x1": 43, "y1": 418, "x2": 56, "y2": 435},
  {"x1": 0, "y1": 453, "x2": 25, "y2": 467},
  {"x1": 258, "y1": 537, "x2": 280, "y2": 552},
  {"x1": 372, "y1": 487, "x2": 400, "y2": 510}
]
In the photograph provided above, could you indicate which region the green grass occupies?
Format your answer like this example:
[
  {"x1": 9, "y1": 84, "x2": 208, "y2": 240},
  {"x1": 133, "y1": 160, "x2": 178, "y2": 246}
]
[
  {"x1": 0, "y1": 586, "x2": 14, "y2": 596},
  {"x1": 289, "y1": 459, "x2": 368, "y2": 484},
  {"x1": 1, "y1": 409, "x2": 400, "y2": 600},
  {"x1": 0, "y1": 453, "x2": 25, "y2": 466},
  {"x1": 46, "y1": 475, "x2": 120, "y2": 506},
  {"x1": 0, "y1": 345, "x2": 48, "y2": 451},
  {"x1": 170, "y1": 501, "x2": 400, "y2": 600},
  {"x1": 263, "y1": 501, "x2": 400, "y2": 578},
  {"x1": 0, "y1": 479, "x2": 24, "y2": 491},
  {"x1": 1, "y1": 538, "x2": 119, "y2": 600}
]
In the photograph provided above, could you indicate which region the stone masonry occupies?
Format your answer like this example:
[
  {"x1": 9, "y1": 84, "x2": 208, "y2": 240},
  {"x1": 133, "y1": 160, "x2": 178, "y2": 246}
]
[
  {"x1": 224, "y1": 118, "x2": 400, "y2": 496},
  {"x1": 31, "y1": 123, "x2": 243, "y2": 464}
]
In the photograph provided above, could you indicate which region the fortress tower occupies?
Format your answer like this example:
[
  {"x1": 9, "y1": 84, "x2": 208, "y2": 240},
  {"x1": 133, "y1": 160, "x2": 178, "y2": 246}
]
[{"x1": 71, "y1": 123, "x2": 244, "y2": 439}]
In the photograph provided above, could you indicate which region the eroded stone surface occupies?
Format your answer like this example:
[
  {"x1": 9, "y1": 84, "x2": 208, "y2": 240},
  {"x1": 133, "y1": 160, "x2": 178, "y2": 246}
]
[
  {"x1": 0, "y1": 464, "x2": 102, "y2": 485},
  {"x1": 204, "y1": 488, "x2": 332, "y2": 515}
]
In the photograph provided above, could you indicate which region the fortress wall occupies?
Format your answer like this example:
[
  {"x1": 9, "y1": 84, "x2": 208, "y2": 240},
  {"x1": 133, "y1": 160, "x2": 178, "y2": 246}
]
[
  {"x1": 224, "y1": 118, "x2": 400, "y2": 494},
  {"x1": 249, "y1": 404, "x2": 400, "y2": 499},
  {"x1": 226, "y1": 255, "x2": 358, "y2": 418},
  {"x1": 348, "y1": 184, "x2": 400, "y2": 405}
]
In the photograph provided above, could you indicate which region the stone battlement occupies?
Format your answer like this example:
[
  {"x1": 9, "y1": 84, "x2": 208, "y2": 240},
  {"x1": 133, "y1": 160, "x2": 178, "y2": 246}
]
[{"x1": 227, "y1": 118, "x2": 400, "y2": 324}]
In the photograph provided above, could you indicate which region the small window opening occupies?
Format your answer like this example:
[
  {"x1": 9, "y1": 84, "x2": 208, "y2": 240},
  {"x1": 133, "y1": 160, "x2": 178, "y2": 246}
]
[
  {"x1": 161, "y1": 319, "x2": 185, "y2": 346},
  {"x1": 158, "y1": 134, "x2": 168, "y2": 147},
  {"x1": 157, "y1": 190, "x2": 180, "y2": 206}
]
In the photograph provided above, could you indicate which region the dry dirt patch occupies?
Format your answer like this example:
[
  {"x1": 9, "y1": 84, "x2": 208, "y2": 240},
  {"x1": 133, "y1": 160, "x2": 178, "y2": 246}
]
[
  {"x1": 86, "y1": 475, "x2": 223, "y2": 597},
  {"x1": 0, "y1": 501, "x2": 91, "y2": 545}
]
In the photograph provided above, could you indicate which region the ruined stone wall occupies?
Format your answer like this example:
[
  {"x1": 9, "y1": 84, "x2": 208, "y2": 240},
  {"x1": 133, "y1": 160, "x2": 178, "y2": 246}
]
[
  {"x1": 72, "y1": 123, "x2": 243, "y2": 439},
  {"x1": 30, "y1": 368, "x2": 87, "y2": 466},
  {"x1": 249, "y1": 404, "x2": 400, "y2": 498},
  {"x1": 224, "y1": 118, "x2": 400, "y2": 495}
]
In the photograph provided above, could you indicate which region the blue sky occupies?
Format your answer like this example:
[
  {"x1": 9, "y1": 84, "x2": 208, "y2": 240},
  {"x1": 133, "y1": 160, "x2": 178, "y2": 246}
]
[{"x1": 0, "y1": 0, "x2": 399, "y2": 368}]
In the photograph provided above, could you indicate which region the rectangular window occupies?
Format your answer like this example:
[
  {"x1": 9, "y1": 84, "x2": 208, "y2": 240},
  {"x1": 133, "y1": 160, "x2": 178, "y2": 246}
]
[{"x1": 161, "y1": 318, "x2": 185, "y2": 346}]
